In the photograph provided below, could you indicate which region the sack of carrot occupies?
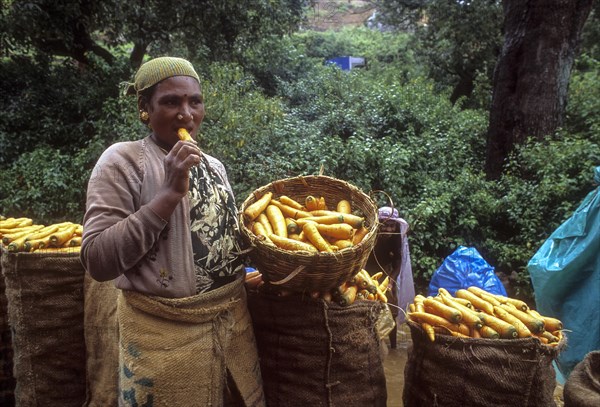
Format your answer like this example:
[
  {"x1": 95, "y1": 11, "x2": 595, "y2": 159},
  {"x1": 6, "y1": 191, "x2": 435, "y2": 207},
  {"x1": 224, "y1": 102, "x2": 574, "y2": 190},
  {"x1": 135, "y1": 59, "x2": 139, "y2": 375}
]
[
  {"x1": 247, "y1": 289, "x2": 387, "y2": 406},
  {"x1": 406, "y1": 286, "x2": 564, "y2": 345},
  {"x1": 239, "y1": 175, "x2": 378, "y2": 292},
  {"x1": 403, "y1": 286, "x2": 565, "y2": 407}
]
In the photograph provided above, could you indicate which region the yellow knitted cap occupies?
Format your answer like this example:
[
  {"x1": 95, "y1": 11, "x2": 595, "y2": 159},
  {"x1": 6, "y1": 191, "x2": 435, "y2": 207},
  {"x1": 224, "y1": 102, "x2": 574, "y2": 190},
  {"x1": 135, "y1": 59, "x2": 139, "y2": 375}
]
[{"x1": 125, "y1": 56, "x2": 200, "y2": 96}]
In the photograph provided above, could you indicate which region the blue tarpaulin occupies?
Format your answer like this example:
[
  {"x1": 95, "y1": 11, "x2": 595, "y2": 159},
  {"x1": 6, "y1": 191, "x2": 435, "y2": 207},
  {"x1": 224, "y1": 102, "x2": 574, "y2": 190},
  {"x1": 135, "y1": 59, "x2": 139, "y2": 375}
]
[
  {"x1": 528, "y1": 166, "x2": 600, "y2": 380},
  {"x1": 326, "y1": 56, "x2": 366, "y2": 71},
  {"x1": 428, "y1": 246, "x2": 507, "y2": 297}
]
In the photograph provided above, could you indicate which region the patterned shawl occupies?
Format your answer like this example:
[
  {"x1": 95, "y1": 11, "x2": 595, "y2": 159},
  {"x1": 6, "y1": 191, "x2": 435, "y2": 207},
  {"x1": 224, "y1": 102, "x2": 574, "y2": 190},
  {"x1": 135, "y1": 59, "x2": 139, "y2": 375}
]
[{"x1": 188, "y1": 159, "x2": 245, "y2": 293}]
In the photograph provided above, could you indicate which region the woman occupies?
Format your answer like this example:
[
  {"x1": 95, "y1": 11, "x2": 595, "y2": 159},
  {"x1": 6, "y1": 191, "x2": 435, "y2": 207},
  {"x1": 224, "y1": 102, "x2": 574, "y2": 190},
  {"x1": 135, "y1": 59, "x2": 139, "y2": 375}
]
[
  {"x1": 364, "y1": 207, "x2": 415, "y2": 349},
  {"x1": 81, "y1": 56, "x2": 265, "y2": 406}
]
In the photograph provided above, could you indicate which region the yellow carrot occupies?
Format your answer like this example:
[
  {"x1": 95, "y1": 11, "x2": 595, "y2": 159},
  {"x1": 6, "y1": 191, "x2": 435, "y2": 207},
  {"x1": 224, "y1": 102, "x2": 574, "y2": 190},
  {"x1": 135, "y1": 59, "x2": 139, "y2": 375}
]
[
  {"x1": 65, "y1": 236, "x2": 82, "y2": 247},
  {"x1": 244, "y1": 192, "x2": 273, "y2": 222},
  {"x1": 314, "y1": 223, "x2": 355, "y2": 240},
  {"x1": 409, "y1": 312, "x2": 469, "y2": 336},
  {"x1": 268, "y1": 234, "x2": 318, "y2": 252},
  {"x1": 338, "y1": 285, "x2": 358, "y2": 306},
  {"x1": 493, "y1": 306, "x2": 532, "y2": 338},
  {"x1": 479, "y1": 325, "x2": 500, "y2": 339},
  {"x1": 177, "y1": 128, "x2": 193, "y2": 141},
  {"x1": 439, "y1": 295, "x2": 483, "y2": 329},
  {"x1": 269, "y1": 199, "x2": 312, "y2": 219},
  {"x1": 467, "y1": 286, "x2": 502, "y2": 306},
  {"x1": 424, "y1": 298, "x2": 462, "y2": 324},
  {"x1": 305, "y1": 195, "x2": 319, "y2": 211},
  {"x1": 478, "y1": 312, "x2": 518, "y2": 339},
  {"x1": 251, "y1": 222, "x2": 271, "y2": 241},
  {"x1": 498, "y1": 304, "x2": 545, "y2": 334},
  {"x1": 352, "y1": 226, "x2": 369, "y2": 245},
  {"x1": 336, "y1": 199, "x2": 352, "y2": 214},
  {"x1": 371, "y1": 272, "x2": 384, "y2": 281},
  {"x1": 456, "y1": 289, "x2": 495, "y2": 314},
  {"x1": 285, "y1": 217, "x2": 301, "y2": 235},
  {"x1": 266, "y1": 204, "x2": 287, "y2": 238},
  {"x1": 279, "y1": 195, "x2": 305, "y2": 211},
  {"x1": 302, "y1": 222, "x2": 333, "y2": 252},
  {"x1": 332, "y1": 239, "x2": 353, "y2": 249},
  {"x1": 49, "y1": 225, "x2": 78, "y2": 247},
  {"x1": 494, "y1": 294, "x2": 529, "y2": 311},
  {"x1": 1, "y1": 225, "x2": 44, "y2": 245}
]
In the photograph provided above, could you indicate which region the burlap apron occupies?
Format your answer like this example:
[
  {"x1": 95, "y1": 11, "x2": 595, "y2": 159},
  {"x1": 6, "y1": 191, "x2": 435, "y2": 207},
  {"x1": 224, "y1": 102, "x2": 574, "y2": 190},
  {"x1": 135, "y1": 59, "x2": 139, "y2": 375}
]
[
  {"x1": 117, "y1": 276, "x2": 265, "y2": 407},
  {"x1": 83, "y1": 272, "x2": 119, "y2": 407}
]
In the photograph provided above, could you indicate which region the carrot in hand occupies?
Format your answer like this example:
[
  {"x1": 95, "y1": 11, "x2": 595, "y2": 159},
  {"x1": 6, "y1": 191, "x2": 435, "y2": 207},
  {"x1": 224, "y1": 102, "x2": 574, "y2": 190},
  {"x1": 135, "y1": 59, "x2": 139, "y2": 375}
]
[{"x1": 177, "y1": 128, "x2": 193, "y2": 141}]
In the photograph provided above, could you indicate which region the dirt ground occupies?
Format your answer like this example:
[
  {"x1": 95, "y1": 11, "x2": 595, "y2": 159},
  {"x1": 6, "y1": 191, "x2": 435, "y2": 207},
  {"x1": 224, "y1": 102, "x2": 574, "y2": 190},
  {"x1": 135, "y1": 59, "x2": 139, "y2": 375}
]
[{"x1": 383, "y1": 325, "x2": 410, "y2": 407}]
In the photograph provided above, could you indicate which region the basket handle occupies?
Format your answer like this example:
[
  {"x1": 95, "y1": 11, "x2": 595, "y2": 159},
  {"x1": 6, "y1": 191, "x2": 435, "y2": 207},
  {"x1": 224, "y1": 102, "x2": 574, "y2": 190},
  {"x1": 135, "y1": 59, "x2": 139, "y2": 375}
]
[{"x1": 269, "y1": 265, "x2": 306, "y2": 286}]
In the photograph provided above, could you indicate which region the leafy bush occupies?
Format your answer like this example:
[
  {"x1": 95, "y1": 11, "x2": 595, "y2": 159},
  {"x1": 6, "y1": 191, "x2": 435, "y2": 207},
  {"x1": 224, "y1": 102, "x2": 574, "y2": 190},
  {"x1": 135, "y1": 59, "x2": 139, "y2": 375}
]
[{"x1": 0, "y1": 55, "x2": 132, "y2": 166}]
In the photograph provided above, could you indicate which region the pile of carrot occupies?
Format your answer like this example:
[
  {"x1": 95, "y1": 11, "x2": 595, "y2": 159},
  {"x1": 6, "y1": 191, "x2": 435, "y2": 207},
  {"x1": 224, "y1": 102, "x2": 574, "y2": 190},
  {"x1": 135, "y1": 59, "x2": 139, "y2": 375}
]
[
  {"x1": 243, "y1": 192, "x2": 369, "y2": 253},
  {"x1": 246, "y1": 268, "x2": 390, "y2": 307},
  {"x1": 407, "y1": 286, "x2": 563, "y2": 346},
  {"x1": 0, "y1": 216, "x2": 83, "y2": 253}
]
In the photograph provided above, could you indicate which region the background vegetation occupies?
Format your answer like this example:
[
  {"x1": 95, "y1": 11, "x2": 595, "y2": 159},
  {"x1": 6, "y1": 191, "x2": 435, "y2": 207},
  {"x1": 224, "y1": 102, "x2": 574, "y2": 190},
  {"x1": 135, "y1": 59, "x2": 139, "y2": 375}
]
[{"x1": 1, "y1": 0, "x2": 598, "y2": 300}]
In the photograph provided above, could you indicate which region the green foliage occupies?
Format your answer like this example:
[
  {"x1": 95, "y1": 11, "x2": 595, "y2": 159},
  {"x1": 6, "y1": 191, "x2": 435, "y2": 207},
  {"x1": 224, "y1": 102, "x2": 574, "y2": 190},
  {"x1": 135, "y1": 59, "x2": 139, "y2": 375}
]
[
  {"x1": 0, "y1": 147, "x2": 85, "y2": 223},
  {"x1": 375, "y1": 0, "x2": 502, "y2": 107},
  {"x1": 0, "y1": 8, "x2": 597, "y2": 304},
  {"x1": 0, "y1": 54, "x2": 131, "y2": 165}
]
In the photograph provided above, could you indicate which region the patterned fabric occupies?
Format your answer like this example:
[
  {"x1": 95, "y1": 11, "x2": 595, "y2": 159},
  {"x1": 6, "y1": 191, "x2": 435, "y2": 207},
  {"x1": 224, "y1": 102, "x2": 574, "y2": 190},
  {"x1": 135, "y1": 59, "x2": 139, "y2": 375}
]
[
  {"x1": 124, "y1": 56, "x2": 201, "y2": 96},
  {"x1": 188, "y1": 159, "x2": 244, "y2": 293}
]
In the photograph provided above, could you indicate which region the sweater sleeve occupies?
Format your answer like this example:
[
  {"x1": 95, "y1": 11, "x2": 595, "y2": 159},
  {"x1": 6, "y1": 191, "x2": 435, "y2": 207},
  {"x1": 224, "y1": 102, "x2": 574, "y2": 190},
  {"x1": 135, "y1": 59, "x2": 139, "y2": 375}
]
[{"x1": 80, "y1": 142, "x2": 168, "y2": 282}]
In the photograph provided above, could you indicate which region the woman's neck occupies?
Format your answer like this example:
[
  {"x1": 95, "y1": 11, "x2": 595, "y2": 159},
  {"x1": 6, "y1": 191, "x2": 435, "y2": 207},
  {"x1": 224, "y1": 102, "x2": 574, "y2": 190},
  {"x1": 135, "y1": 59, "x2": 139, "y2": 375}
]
[{"x1": 150, "y1": 133, "x2": 173, "y2": 153}]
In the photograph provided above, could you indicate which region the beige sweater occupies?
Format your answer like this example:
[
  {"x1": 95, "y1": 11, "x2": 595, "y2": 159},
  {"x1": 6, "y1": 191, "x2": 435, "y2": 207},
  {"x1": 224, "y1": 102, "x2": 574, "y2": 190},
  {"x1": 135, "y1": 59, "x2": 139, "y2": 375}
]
[{"x1": 81, "y1": 136, "x2": 234, "y2": 298}]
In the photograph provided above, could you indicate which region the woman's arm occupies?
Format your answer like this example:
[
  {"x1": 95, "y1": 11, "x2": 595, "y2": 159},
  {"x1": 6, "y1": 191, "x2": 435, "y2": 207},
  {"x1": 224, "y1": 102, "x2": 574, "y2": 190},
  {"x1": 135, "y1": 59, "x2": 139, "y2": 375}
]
[{"x1": 80, "y1": 143, "x2": 169, "y2": 281}]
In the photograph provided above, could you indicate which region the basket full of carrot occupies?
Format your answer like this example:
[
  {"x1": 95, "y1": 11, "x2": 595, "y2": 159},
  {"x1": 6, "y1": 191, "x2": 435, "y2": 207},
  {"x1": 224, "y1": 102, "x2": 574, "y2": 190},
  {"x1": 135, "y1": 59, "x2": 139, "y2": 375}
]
[{"x1": 239, "y1": 175, "x2": 378, "y2": 292}]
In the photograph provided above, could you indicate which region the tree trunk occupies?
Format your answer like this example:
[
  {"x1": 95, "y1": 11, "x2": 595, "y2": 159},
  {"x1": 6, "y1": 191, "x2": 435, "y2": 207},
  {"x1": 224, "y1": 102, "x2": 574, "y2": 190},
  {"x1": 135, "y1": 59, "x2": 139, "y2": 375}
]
[{"x1": 485, "y1": 0, "x2": 592, "y2": 179}]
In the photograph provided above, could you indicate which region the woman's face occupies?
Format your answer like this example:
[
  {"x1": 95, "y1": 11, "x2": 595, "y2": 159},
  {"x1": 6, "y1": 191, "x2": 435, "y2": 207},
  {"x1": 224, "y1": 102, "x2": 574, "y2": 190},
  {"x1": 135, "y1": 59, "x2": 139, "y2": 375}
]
[{"x1": 143, "y1": 76, "x2": 204, "y2": 148}]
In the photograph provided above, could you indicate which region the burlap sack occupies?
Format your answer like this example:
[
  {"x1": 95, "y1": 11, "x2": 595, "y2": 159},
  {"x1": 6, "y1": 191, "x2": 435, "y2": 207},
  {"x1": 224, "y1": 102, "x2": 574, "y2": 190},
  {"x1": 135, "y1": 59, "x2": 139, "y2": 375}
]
[
  {"x1": 403, "y1": 321, "x2": 563, "y2": 407},
  {"x1": 117, "y1": 276, "x2": 265, "y2": 407},
  {"x1": 247, "y1": 292, "x2": 388, "y2": 407},
  {"x1": 1, "y1": 251, "x2": 86, "y2": 407},
  {"x1": 0, "y1": 258, "x2": 15, "y2": 407},
  {"x1": 564, "y1": 350, "x2": 600, "y2": 407},
  {"x1": 83, "y1": 272, "x2": 119, "y2": 407}
]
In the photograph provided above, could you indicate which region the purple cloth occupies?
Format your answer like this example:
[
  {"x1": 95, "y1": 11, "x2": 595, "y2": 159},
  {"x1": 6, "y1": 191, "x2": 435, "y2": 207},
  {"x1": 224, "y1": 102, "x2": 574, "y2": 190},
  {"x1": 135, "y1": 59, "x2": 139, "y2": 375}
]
[{"x1": 377, "y1": 207, "x2": 415, "y2": 325}]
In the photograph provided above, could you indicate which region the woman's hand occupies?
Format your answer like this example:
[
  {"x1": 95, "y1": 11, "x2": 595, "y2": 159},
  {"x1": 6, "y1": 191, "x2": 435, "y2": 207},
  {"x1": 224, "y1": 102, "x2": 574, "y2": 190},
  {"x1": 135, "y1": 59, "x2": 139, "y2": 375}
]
[
  {"x1": 148, "y1": 140, "x2": 201, "y2": 220},
  {"x1": 162, "y1": 140, "x2": 202, "y2": 197}
]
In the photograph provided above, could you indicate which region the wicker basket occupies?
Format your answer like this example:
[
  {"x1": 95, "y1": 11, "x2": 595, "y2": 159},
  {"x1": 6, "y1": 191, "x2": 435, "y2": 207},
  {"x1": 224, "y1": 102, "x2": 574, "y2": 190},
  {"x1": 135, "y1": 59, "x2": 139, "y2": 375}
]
[{"x1": 239, "y1": 175, "x2": 378, "y2": 292}]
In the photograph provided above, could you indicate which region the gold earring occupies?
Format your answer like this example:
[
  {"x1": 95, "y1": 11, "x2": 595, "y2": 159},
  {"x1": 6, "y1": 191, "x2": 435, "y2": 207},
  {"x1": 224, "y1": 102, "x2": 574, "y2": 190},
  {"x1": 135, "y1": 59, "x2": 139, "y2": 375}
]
[{"x1": 140, "y1": 110, "x2": 149, "y2": 121}]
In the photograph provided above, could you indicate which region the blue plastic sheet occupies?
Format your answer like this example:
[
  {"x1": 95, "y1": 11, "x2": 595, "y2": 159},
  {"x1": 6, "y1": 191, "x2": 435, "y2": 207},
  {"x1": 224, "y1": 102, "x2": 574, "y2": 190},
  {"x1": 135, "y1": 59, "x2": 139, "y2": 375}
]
[
  {"x1": 428, "y1": 246, "x2": 507, "y2": 297},
  {"x1": 528, "y1": 166, "x2": 600, "y2": 379}
]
